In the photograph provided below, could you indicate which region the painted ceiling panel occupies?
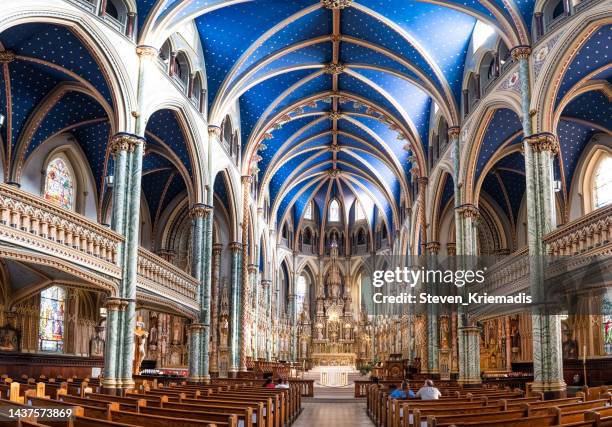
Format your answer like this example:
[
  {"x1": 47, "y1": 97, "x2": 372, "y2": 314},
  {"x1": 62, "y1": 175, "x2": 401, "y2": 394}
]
[
  {"x1": 341, "y1": 43, "x2": 422, "y2": 82},
  {"x1": 145, "y1": 109, "x2": 193, "y2": 175},
  {"x1": 196, "y1": 0, "x2": 311, "y2": 103},
  {"x1": 0, "y1": 24, "x2": 112, "y2": 104},
  {"x1": 356, "y1": 1, "x2": 475, "y2": 100},
  {"x1": 213, "y1": 173, "x2": 230, "y2": 210},
  {"x1": 70, "y1": 121, "x2": 111, "y2": 196},
  {"x1": 247, "y1": 43, "x2": 332, "y2": 83},
  {"x1": 476, "y1": 108, "x2": 522, "y2": 176},
  {"x1": 439, "y1": 173, "x2": 454, "y2": 219},
  {"x1": 561, "y1": 89, "x2": 612, "y2": 131},
  {"x1": 557, "y1": 119, "x2": 597, "y2": 187},
  {"x1": 498, "y1": 169, "x2": 526, "y2": 220},
  {"x1": 555, "y1": 25, "x2": 611, "y2": 106},
  {"x1": 269, "y1": 150, "x2": 330, "y2": 202},
  {"x1": 277, "y1": 174, "x2": 322, "y2": 224}
]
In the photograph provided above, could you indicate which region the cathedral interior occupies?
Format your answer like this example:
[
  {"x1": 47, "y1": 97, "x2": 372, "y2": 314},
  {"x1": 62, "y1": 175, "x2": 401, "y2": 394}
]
[{"x1": 0, "y1": 0, "x2": 610, "y2": 425}]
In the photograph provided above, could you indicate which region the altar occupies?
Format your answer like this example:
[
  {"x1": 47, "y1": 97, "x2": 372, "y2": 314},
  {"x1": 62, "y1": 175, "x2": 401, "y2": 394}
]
[
  {"x1": 310, "y1": 364, "x2": 356, "y2": 386},
  {"x1": 310, "y1": 352, "x2": 356, "y2": 367}
]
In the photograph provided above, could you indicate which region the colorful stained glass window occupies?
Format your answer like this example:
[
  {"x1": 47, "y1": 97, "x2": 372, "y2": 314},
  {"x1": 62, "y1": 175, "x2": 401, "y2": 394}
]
[
  {"x1": 43, "y1": 156, "x2": 74, "y2": 210},
  {"x1": 329, "y1": 199, "x2": 340, "y2": 222},
  {"x1": 39, "y1": 286, "x2": 66, "y2": 353}
]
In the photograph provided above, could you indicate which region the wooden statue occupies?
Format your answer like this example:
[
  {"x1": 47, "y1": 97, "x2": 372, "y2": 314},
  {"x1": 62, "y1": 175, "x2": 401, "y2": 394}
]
[{"x1": 133, "y1": 316, "x2": 149, "y2": 375}]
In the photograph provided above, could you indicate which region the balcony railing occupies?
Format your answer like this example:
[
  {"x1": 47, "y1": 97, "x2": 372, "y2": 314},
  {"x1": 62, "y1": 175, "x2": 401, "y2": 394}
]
[
  {"x1": 0, "y1": 183, "x2": 198, "y2": 312},
  {"x1": 0, "y1": 183, "x2": 122, "y2": 276},
  {"x1": 544, "y1": 205, "x2": 612, "y2": 256},
  {"x1": 137, "y1": 248, "x2": 199, "y2": 304}
]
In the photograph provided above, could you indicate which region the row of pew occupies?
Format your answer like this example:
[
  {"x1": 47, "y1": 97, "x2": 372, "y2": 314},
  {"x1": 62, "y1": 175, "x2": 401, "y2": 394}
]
[
  {"x1": 367, "y1": 382, "x2": 612, "y2": 427},
  {"x1": 0, "y1": 374, "x2": 302, "y2": 427}
]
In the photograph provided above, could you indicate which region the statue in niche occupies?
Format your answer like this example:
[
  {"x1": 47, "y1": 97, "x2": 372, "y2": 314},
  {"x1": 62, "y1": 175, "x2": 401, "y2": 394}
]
[
  {"x1": 511, "y1": 323, "x2": 521, "y2": 348},
  {"x1": 133, "y1": 317, "x2": 149, "y2": 375},
  {"x1": 440, "y1": 317, "x2": 449, "y2": 350},
  {"x1": 562, "y1": 326, "x2": 578, "y2": 359},
  {"x1": 148, "y1": 316, "x2": 158, "y2": 349},
  {"x1": 172, "y1": 317, "x2": 182, "y2": 345},
  {"x1": 220, "y1": 317, "x2": 229, "y2": 347},
  {"x1": 89, "y1": 326, "x2": 105, "y2": 357}
]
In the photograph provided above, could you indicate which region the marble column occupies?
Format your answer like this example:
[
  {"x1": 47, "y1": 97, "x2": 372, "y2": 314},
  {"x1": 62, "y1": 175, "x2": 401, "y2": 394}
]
[
  {"x1": 102, "y1": 297, "x2": 123, "y2": 389},
  {"x1": 210, "y1": 243, "x2": 223, "y2": 375},
  {"x1": 261, "y1": 279, "x2": 272, "y2": 361},
  {"x1": 425, "y1": 241, "x2": 440, "y2": 375},
  {"x1": 417, "y1": 177, "x2": 428, "y2": 254},
  {"x1": 249, "y1": 264, "x2": 259, "y2": 359},
  {"x1": 240, "y1": 175, "x2": 252, "y2": 371},
  {"x1": 201, "y1": 205, "x2": 214, "y2": 382},
  {"x1": 188, "y1": 204, "x2": 205, "y2": 381},
  {"x1": 188, "y1": 323, "x2": 203, "y2": 382},
  {"x1": 229, "y1": 241, "x2": 242, "y2": 374},
  {"x1": 512, "y1": 45, "x2": 566, "y2": 398}
]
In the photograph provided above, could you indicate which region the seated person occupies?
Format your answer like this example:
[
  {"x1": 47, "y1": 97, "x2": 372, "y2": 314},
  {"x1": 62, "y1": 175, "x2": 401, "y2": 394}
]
[
  {"x1": 389, "y1": 381, "x2": 415, "y2": 399},
  {"x1": 264, "y1": 378, "x2": 276, "y2": 388},
  {"x1": 415, "y1": 379, "x2": 441, "y2": 400},
  {"x1": 275, "y1": 378, "x2": 290, "y2": 389}
]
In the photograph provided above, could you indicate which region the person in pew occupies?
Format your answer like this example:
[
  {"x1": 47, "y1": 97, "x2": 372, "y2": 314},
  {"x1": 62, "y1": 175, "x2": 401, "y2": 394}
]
[
  {"x1": 264, "y1": 378, "x2": 276, "y2": 389},
  {"x1": 415, "y1": 379, "x2": 442, "y2": 400},
  {"x1": 275, "y1": 378, "x2": 289, "y2": 389},
  {"x1": 389, "y1": 381, "x2": 415, "y2": 399}
]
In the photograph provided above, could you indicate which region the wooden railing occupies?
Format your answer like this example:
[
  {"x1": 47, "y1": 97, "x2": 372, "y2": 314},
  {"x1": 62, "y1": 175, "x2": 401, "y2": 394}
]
[
  {"x1": 137, "y1": 248, "x2": 199, "y2": 304},
  {"x1": 544, "y1": 205, "x2": 612, "y2": 256},
  {"x1": 0, "y1": 183, "x2": 122, "y2": 277}
]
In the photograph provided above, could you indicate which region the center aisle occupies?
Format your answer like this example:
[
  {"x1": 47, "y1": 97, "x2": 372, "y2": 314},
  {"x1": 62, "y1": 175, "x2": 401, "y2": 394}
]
[{"x1": 293, "y1": 385, "x2": 374, "y2": 427}]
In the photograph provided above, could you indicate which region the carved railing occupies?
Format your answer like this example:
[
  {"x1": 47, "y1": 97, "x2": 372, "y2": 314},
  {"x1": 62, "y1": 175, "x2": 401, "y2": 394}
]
[
  {"x1": 0, "y1": 183, "x2": 122, "y2": 277},
  {"x1": 483, "y1": 247, "x2": 530, "y2": 294},
  {"x1": 137, "y1": 248, "x2": 199, "y2": 304},
  {"x1": 544, "y1": 205, "x2": 612, "y2": 256}
]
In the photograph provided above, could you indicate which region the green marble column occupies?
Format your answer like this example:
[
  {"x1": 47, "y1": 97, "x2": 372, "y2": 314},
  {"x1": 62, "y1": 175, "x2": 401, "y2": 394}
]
[
  {"x1": 188, "y1": 204, "x2": 205, "y2": 381},
  {"x1": 249, "y1": 264, "x2": 259, "y2": 359},
  {"x1": 261, "y1": 279, "x2": 272, "y2": 361},
  {"x1": 200, "y1": 205, "x2": 214, "y2": 382},
  {"x1": 229, "y1": 242, "x2": 242, "y2": 374},
  {"x1": 425, "y1": 242, "x2": 440, "y2": 375},
  {"x1": 210, "y1": 243, "x2": 223, "y2": 375},
  {"x1": 102, "y1": 298, "x2": 122, "y2": 389},
  {"x1": 512, "y1": 45, "x2": 565, "y2": 398}
]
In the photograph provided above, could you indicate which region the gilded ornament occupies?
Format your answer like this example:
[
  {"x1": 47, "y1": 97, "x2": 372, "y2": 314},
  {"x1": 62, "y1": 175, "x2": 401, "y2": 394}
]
[
  {"x1": 321, "y1": 0, "x2": 353, "y2": 9},
  {"x1": 323, "y1": 63, "x2": 345, "y2": 75},
  {"x1": 0, "y1": 50, "x2": 16, "y2": 63}
]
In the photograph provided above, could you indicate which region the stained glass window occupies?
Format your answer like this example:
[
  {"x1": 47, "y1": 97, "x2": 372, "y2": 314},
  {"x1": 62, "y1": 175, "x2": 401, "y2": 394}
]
[
  {"x1": 304, "y1": 202, "x2": 312, "y2": 220},
  {"x1": 593, "y1": 155, "x2": 612, "y2": 209},
  {"x1": 39, "y1": 286, "x2": 66, "y2": 352},
  {"x1": 329, "y1": 199, "x2": 340, "y2": 222},
  {"x1": 43, "y1": 156, "x2": 74, "y2": 210}
]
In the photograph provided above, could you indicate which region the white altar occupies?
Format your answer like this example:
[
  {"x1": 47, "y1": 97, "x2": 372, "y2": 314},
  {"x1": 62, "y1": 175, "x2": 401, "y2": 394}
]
[{"x1": 311, "y1": 365, "x2": 355, "y2": 386}]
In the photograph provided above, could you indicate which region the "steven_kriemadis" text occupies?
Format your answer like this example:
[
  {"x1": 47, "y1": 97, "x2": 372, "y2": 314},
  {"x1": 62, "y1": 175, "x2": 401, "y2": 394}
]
[{"x1": 372, "y1": 292, "x2": 532, "y2": 305}]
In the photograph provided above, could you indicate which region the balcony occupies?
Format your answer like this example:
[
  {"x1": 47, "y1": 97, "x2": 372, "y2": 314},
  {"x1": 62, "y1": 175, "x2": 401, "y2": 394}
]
[{"x1": 0, "y1": 183, "x2": 198, "y2": 314}]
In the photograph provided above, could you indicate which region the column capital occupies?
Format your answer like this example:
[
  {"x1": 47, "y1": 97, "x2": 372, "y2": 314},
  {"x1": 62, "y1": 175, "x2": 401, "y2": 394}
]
[
  {"x1": 188, "y1": 322, "x2": 206, "y2": 332},
  {"x1": 0, "y1": 50, "x2": 16, "y2": 63},
  {"x1": 425, "y1": 241, "x2": 441, "y2": 254},
  {"x1": 523, "y1": 132, "x2": 560, "y2": 154},
  {"x1": 261, "y1": 279, "x2": 272, "y2": 288},
  {"x1": 212, "y1": 243, "x2": 223, "y2": 254},
  {"x1": 447, "y1": 126, "x2": 461, "y2": 139},
  {"x1": 135, "y1": 45, "x2": 158, "y2": 57},
  {"x1": 208, "y1": 125, "x2": 221, "y2": 138},
  {"x1": 248, "y1": 264, "x2": 258, "y2": 274},
  {"x1": 110, "y1": 132, "x2": 146, "y2": 154},
  {"x1": 511, "y1": 45, "x2": 532, "y2": 60},
  {"x1": 446, "y1": 242, "x2": 456, "y2": 256},
  {"x1": 189, "y1": 203, "x2": 213, "y2": 218},
  {"x1": 104, "y1": 297, "x2": 123, "y2": 311},
  {"x1": 229, "y1": 241, "x2": 243, "y2": 252},
  {"x1": 241, "y1": 175, "x2": 253, "y2": 184},
  {"x1": 456, "y1": 203, "x2": 479, "y2": 219}
]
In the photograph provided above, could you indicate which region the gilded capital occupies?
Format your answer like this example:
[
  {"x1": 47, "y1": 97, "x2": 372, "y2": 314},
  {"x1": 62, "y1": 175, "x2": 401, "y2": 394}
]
[
  {"x1": 417, "y1": 176, "x2": 428, "y2": 186},
  {"x1": 448, "y1": 126, "x2": 461, "y2": 139},
  {"x1": 248, "y1": 264, "x2": 258, "y2": 274},
  {"x1": 105, "y1": 297, "x2": 123, "y2": 311},
  {"x1": 456, "y1": 203, "x2": 479, "y2": 219},
  {"x1": 212, "y1": 243, "x2": 223, "y2": 254},
  {"x1": 524, "y1": 132, "x2": 559, "y2": 155},
  {"x1": 511, "y1": 45, "x2": 532, "y2": 61},
  {"x1": 135, "y1": 45, "x2": 158, "y2": 57},
  {"x1": 189, "y1": 203, "x2": 213, "y2": 218},
  {"x1": 188, "y1": 322, "x2": 206, "y2": 332},
  {"x1": 241, "y1": 175, "x2": 253, "y2": 185},
  {"x1": 110, "y1": 133, "x2": 145, "y2": 154},
  {"x1": 229, "y1": 241, "x2": 243, "y2": 252},
  {"x1": 425, "y1": 241, "x2": 441, "y2": 254},
  {"x1": 0, "y1": 50, "x2": 16, "y2": 63}
]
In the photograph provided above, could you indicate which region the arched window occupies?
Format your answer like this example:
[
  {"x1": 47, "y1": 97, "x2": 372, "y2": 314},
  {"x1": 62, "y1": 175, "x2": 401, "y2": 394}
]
[
  {"x1": 329, "y1": 199, "x2": 340, "y2": 222},
  {"x1": 304, "y1": 202, "x2": 313, "y2": 220},
  {"x1": 175, "y1": 53, "x2": 190, "y2": 88},
  {"x1": 43, "y1": 155, "x2": 75, "y2": 210},
  {"x1": 593, "y1": 154, "x2": 612, "y2": 209},
  {"x1": 39, "y1": 286, "x2": 66, "y2": 352},
  {"x1": 296, "y1": 275, "x2": 307, "y2": 314},
  {"x1": 357, "y1": 228, "x2": 366, "y2": 245},
  {"x1": 159, "y1": 40, "x2": 171, "y2": 63},
  {"x1": 552, "y1": 0, "x2": 565, "y2": 19},
  {"x1": 381, "y1": 222, "x2": 388, "y2": 240},
  {"x1": 355, "y1": 202, "x2": 365, "y2": 221}
]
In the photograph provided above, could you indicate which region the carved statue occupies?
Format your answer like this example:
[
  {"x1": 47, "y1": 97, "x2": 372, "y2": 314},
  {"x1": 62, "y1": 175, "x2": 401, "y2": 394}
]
[
  {"x1": 440, "y1": 316, "x2": 449, "y2": 350},
  {"x1": 148, "y1": 316, "x2": 158, "y2": 347},
  {"x1": 133, "y1": 317, "x2": 149, "y2": 375},
  {"x1": 89, "y1": 326, "x2": 105, "y2": 357},
  {"x1": 220, "y1": 317, "x2": 229, "y2": 347}
]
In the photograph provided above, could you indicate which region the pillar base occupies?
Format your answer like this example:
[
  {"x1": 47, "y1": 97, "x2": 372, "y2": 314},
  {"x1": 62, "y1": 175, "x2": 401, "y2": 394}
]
[
  {"x1": 120, "y1": 378, "x2": 135, "y2": 390},
  {"x1": 531, "y1": 380, "x2": 567, "y2": 399}
]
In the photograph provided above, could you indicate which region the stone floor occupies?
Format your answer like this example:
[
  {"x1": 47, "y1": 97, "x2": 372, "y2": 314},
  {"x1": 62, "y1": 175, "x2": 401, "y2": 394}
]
[
  {"x1": 293, "y1": 402, "x2": 373, "y2": 427},
  {"x1": 293, "y1": 386, "x2": 373, "y2": 426}
]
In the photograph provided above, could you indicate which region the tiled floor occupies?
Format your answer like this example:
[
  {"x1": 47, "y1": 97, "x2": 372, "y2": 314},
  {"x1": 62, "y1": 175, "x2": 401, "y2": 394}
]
[{"x1": 293, "y1": 401, "x2": 373, "y2": 427}]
